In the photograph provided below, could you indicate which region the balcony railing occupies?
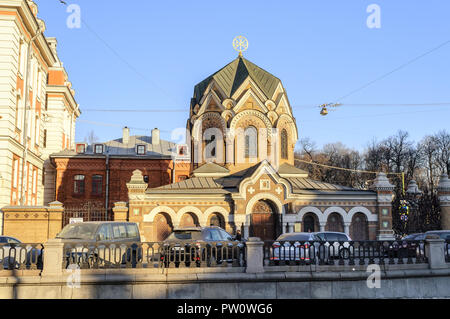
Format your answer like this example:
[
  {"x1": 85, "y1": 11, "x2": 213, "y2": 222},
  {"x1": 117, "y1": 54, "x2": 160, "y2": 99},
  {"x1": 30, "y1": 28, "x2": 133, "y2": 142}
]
[
  {"x1": 263, "y1": 240, "x2": 428, "y2": 266},
  {"x1": 63, "y1": 241, "x2": 246, "y2": 269},
  {"x1": 0, "y1": 243, "x2": 44, "y2": 270}
]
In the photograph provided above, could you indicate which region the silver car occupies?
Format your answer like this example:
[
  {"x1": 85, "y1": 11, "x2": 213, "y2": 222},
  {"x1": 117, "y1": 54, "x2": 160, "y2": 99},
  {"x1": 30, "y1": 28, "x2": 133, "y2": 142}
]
[
  {"x1": 270, "y1": 233, "x2": 319, "y2": 264},
  {"x1": 313, "y1": 232, "x2": 353, "y2": 259}
]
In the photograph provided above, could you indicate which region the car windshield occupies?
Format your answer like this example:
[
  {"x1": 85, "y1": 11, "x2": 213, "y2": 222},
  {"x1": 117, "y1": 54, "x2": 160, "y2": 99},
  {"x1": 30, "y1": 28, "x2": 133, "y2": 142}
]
[
  {"x1": 56, "y1": 224, "x2": 98, "y2": 240},
  {"x1": 166, "y1": 230, "x2": 202, "y2": 241},
  {"x1": 276, "y1": 233, "x2": 311, "y2": 241}
]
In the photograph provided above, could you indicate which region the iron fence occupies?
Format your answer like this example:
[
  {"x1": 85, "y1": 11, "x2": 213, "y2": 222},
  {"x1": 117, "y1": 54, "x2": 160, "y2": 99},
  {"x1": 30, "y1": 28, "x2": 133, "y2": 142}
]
[
  {"x1": 263, "y1": 240, "x2": 428, "y2": 266},
  {"x1": 63, "y1": 241, "x2": 246, "y2": 269},
  {"x1": 63, "y1": 202, "x2": 113, "y2": 227},
  {"x1": 0, "y1": 243, "x2": 44, "y2": 270}
]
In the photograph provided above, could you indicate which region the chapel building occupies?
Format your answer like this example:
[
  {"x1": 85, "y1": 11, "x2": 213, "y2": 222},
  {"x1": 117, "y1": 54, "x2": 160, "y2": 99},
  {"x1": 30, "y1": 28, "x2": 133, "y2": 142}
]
[{"x1": 125, "y1": 54, "x2": 396, "y2": 242}]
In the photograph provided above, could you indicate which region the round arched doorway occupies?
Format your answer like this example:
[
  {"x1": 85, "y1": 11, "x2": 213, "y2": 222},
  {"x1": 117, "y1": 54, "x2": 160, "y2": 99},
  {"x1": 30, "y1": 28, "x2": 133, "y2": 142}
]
[
  {"x1": 350, "y1": 213, "x2": 369, "y2": 240},
  {"x1": 154, "y1": 213, "x2": 173, "y2": 241},
  {"x1": 325, "y1": 213, "x2": 344, "y2": 233},
  {"x1": 303, "y1": 213, "x2": 319, "y2": 233},
  {"x1": 250, "y1": 200, "x2": 280, "y2": 241}
]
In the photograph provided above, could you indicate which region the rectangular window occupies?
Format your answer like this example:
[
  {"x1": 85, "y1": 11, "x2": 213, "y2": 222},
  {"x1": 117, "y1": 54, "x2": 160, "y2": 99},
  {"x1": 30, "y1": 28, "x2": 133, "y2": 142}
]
[
  {"x1": 11, "y1": 157, "x2": 19, "y2": 205},
  {"x1": 34, "y1": 116, "x2": 39, "y2": 146},
  {"x1": 32, "y1": 168, "x2": 37, "y2": 194},
  {"x1": 136, "y1": 145, "x2": 146, "y2": 155},
  {"x1": 92, "y1": 175, "x2": 103, "y2": 195},
  {"x1": 97, "y1": 224, "x2": 112, "y2": 241},
  {"x1": 15, "y1": 96, "x2": 20, "y2": 128},
  {"x1": 73, "y1": 175, "x2": 85, "y2": 195},
  {"x1": 76, "y1": 143, "x2": 86, "y2": 154},
  {"x1": 126, "y1": 224, "x2": 138, "y2": 238},
  {"x1": 43, "y1": 129, "x2": 47, "y2": 148},
  {"x1": 112, "y1": 224, "x2": 127, "y2": 239},
  {"x1": 94, "y1": 144, "x2": 104, "y2": 154}
]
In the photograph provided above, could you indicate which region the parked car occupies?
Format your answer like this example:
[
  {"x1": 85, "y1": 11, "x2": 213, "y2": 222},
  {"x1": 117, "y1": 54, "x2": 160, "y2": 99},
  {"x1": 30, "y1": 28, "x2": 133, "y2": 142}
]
[
  {"x1": 313, "y1": 232, "x2": 353, "y2": 259},
  {"x1": 56, "y1": 222, "x2": 141, "y2": 268},
  {"x1": 0, "y1": 236, "x2": 42, "y2": 269},
  {"x1": 271, "y1": 232, "x2": 319, "y2": 264},
  {"x1": 161, "y1": 226, "x2": 243, "y2": 267}
]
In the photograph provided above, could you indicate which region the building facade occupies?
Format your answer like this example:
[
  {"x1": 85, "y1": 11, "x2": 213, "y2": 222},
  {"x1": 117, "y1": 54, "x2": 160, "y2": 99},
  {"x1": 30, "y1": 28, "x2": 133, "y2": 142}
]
[
  {"x1": 125, "y1": 54, "x2": 396, "y2": 242},
  {"x1": 50, "y1": 127, "x2": 190, "y2": 223},
  {"x1": 0, "y1": 0, "x2": 79, "y2": 233}
]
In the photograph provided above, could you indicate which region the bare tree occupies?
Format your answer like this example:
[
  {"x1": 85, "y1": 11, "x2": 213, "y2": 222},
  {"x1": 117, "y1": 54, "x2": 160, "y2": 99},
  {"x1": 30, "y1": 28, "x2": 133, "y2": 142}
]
[
  {"x1": 435, "y1": 130, "x2": 450, "y2": 175},
  {"x1": 418, "y1": 135, "x2": 439, "y2": 192},
  {"x1": 84, "y1": 130, "x2": 99, "y2": 145}
]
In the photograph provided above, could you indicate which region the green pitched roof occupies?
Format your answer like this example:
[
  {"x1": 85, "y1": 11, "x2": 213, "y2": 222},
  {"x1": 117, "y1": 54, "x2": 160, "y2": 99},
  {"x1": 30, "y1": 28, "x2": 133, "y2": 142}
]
[
  {"x1": 194, "y1": 55, "x2": 281, "y2": 103},
  {"x1": 192, "y1": 162, "x2": 230, "y2": 176}
]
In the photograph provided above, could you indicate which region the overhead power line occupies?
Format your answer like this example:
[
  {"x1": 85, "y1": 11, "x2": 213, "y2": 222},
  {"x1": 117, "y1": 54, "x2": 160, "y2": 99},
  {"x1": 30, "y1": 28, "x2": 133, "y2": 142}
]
[
  {"x1": 294, "y1": 158, "x2": 402, "y2": 176},
  {"x1": 334, "y1": 38, "x2": 450, "y2": 102}
]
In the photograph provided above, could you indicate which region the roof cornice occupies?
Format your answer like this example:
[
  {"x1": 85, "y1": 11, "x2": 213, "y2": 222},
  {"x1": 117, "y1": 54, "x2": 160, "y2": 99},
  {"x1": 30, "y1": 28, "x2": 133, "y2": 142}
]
[
  {"x1": 1, "y1": 0, "x2": 57, "y2": 67},
  {"x1": 46, "y1": 85, "x2": 80, "y2": 116}
]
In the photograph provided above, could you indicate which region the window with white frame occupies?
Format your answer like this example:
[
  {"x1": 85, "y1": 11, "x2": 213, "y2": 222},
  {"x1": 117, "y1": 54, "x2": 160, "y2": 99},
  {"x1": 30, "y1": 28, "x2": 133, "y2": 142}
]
[
  {"x1": 94, "y1": 144, "x2": 104, "y2": 154},
  {"x1": 136, "y1": 144, "x2": 146, "y2": 155}
]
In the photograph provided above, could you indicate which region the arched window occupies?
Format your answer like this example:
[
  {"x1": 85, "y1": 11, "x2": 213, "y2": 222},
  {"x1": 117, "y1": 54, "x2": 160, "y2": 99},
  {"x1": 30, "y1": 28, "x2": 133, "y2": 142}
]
[
  {"x1": 205, "y1": 134, "x2": 216, "y2": 158},
  {"x1": 281, "y1": 129, "x2": 288, "y2": 159},
  {"x1": 244, "y1": 126, "x2": 258, "y2": 158}
]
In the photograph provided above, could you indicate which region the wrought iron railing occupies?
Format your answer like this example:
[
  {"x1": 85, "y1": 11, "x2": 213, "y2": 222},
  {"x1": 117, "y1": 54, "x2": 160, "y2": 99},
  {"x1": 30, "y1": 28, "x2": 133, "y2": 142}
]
[
  {"x1": 0, "y1": 243, "x2": 44, "y2": 270},
  {"x1": 263, "y1": 240, "x2": 428, "y2": 266},
  {"x1": 63, "y1": 241, "x2": 246, "y2": 269}
]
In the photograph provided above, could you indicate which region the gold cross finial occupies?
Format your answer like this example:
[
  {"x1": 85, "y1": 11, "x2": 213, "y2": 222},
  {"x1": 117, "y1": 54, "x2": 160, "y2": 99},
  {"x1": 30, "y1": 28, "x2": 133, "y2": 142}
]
[{"x1": 233, "y1": 36, "x2": 248, "y2": 56}]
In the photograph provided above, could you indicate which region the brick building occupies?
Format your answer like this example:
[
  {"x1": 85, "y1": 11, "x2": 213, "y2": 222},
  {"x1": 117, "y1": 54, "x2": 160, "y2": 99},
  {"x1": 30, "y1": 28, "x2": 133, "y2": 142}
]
[{"x1": 49, "y1": 127, "x2": 190, "y2": 223}]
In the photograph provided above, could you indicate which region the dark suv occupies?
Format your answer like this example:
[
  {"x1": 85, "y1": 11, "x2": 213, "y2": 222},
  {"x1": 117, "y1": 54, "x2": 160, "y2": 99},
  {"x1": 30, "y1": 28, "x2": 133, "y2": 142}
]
[{"x1": 161, "y1": 226, "x2": 243, "y2": 267}]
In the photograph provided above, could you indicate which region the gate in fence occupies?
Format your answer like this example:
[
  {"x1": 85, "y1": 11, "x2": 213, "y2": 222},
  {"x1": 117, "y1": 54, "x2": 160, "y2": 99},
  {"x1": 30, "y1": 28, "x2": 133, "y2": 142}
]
[{"x1": 63, "y1": 202, "x2": 113, "y2": 227}]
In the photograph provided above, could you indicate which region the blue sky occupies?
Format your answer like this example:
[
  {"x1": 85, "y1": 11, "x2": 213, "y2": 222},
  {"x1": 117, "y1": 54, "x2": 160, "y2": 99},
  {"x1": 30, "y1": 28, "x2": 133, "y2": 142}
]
[{"x1": 35, "y1": 0, "x2": 450, "y2": 151}]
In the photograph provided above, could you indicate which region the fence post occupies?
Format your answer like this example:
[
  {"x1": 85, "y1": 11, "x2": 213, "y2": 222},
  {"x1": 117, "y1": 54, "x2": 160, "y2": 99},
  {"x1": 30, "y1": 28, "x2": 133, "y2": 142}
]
[
  {"x1": 425, "y1": 235, "x2": 447, "y2": 269},
  {"x1": 245, "y1": 237, "x2": 264, "y2": 273},
  {"x1": 42, "y1": 238, "x2": 65, "y2": 277},
  {"x1": 113, "y1": 202, "x2": 128, "y2": 222},
  {"x1": 48, "y1": 201, "x2": 64, "y2": 240}
]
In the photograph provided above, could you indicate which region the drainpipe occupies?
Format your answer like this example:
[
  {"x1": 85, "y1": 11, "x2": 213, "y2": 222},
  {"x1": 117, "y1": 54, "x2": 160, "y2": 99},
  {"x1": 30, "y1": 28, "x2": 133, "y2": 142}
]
[
  {"x1": 105, "y1": 154, "x2": 110, "y2": 220},
  {"x1": 20, "y1": 27, "x2": 42, "y2": 205}
]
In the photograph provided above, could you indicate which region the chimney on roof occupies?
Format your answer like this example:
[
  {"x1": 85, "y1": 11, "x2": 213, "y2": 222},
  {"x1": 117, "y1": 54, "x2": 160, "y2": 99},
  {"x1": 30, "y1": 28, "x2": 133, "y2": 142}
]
[
  {"x1": 152, "y1": 128, "x2": 160, "y2": 145},
  {"x1": 123, "y1": 127, "x2": 130, "y2": 144}
]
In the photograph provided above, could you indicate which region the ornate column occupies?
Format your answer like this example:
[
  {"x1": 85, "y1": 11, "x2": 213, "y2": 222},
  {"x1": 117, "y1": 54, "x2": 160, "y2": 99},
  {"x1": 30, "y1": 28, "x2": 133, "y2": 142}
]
[
  {"x1": 437, "y1": 174, "x2": 450, "y2": 230},
  {"x1": 319, "y1": 222, "x2": 326, "y2": 232},
  {"x1": 282, "y1": 222, "x2": 288, "y2": 234},
  {"x1": 371, "y1": 173, "x2": 396, "y2": 240},
  {"x1": 288, "y1": 223, "x2": 294, "y2": 233},
  {"x1": 225, "y1": 130, "x2": 235, "y2": 165}
]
